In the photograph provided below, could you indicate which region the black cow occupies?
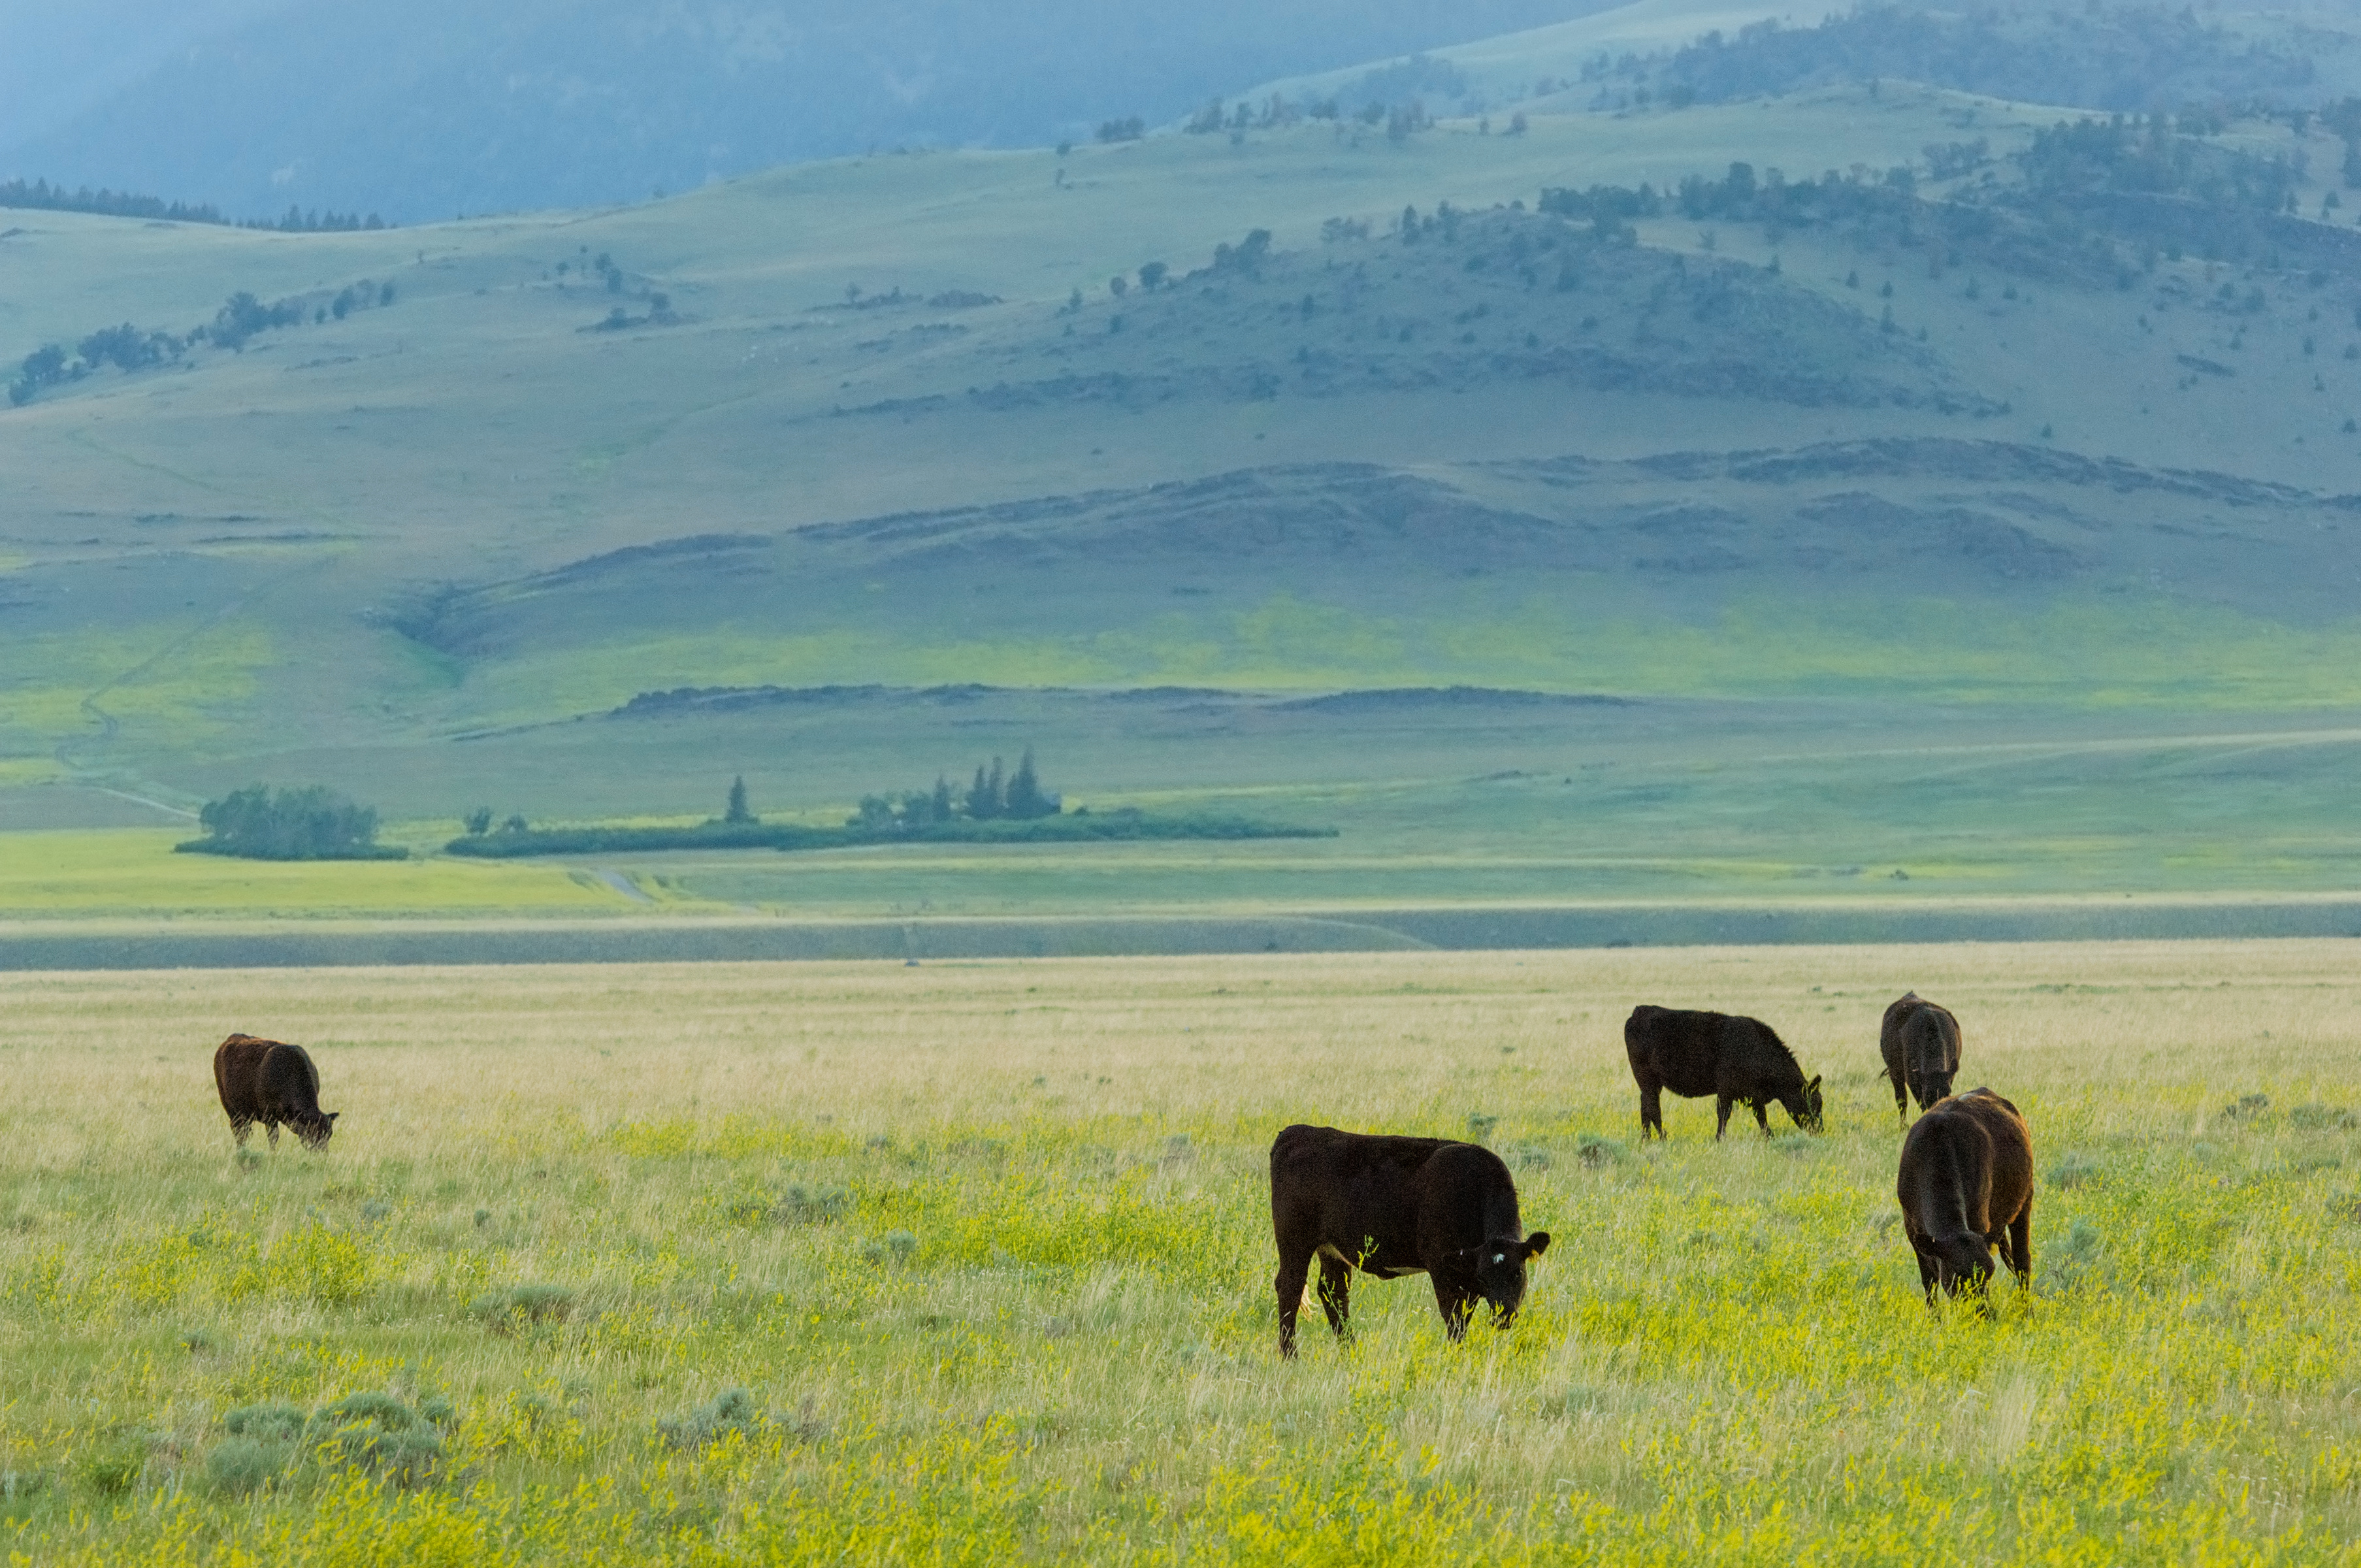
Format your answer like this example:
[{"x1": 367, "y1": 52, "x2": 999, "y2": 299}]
[
  {"x1": 1268, "y1": 1124, "x2": 1550, "y2": 1357},
  {"x1": 1897, "y1": 1086, "x2": 2031, "y2": 1305},
  {"x1": 1880, "y1": 992, "x2": 1962, "y2": 1126},
  {"x1": 212, "y1": 1034, "x2": 338, "y2": 1149},
  {"x1": 1623, "y1": 1005, "x2": 1823, "y2": 1139}
]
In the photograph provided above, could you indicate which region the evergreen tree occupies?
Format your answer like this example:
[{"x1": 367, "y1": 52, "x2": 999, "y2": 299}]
[
  {"x1": 967, "y1": 764, "x2": 995, "y2": 819},
  {"x1": 986, "y1": 757, "x2": 1006, "y2": 817},
  {"x1": 1005, "y1": 748, "x2": 1057, "y2": 819},
  {"x1": 932, "y1": 776, "x2": 954, "y2": 822},
  {"x1": 725, "y1": 776, "x2": 753, "y2": 823}
]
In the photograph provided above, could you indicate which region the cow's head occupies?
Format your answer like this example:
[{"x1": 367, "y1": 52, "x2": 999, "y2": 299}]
[
  {"x1": 1446, "y1": 1232, "x2": 1552, "y2": 1326},
  {"x1": 1907, "y1": 1062, "x2": 1956, "y2": 1111},
  {"x1": 1931, "y1": 1231, "x2": 1995, "y2": 1296},
  {"x1": 1784, "y1": 1075, "x2": 1825, "y2": 1134},
  {"x1": 295, "y1": 1109, "x2": 339, "y2": 1150}
]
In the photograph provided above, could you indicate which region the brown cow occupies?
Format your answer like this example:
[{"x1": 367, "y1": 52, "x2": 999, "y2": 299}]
[
  {"x1": 1623, "y1": 1005, "x2": 1823, "y2": 1140},
  {"x1": 1897, "y1": 1087, "x2": 2030, "y2": 1306},
  {"x1": 1880, "y1": 992, "x2": 1962, "y2": 1126},
  {"x1": 1269, "y1": 1124, "x2": 1550, "y2": 1357},
  {"x1": 212, "y1": 1034, "x2": 338, "y2": 1150}
]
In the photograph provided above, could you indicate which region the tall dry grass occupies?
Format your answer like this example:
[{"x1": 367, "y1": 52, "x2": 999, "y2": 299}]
[{"x1": 1, "y1": 942, "x2": 2356, "y2": 1563}]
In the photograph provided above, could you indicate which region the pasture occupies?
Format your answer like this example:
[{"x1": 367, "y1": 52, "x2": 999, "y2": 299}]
[{"x1": 1, "y1": 940, "x2": 2356, "y2": 1563}]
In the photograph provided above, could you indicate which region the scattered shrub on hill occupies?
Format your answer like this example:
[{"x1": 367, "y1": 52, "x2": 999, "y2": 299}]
[
  {"x1": 1096, "y1": 116, "x2": 1145, "y2": 143},
  {"x1": 10, "y1": 278, "x2": 399, "y2": 404},
  {"x1": 1597, "y1": 4, "x2": 2315, "y2": 118},
  {"x1": 203, "y1": 1437, "x2": 287, "y2": 1496},
  {"x1": 468, "y1": 1284, "x2": 576, "y2": 1330},
  {"x1": 176, "y1": 784, "x2": 407, "y2": 862},
  {"x1": 660, "y1": 1388, "x2": 761, "y2": 1451},
  {"x1": 308, "y1": 1393, "x2": 440, "y2": 1486}
]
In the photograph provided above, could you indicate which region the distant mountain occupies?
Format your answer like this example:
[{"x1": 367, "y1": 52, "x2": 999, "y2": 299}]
[
  {"x1": 1240, "y1": 0, "x2": 2361, "y2": 120},
  {"x1": 0, "y1": 0, "x2": 1614, "y2": 223},
  {"x1": 0, "y1": 0, "x2": 285, "y2": 152}
]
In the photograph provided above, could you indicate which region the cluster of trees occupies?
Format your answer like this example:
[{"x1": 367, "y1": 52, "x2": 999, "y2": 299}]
[
  {"x1": 176, "y1": 785, "x2": 406, "y2": 861},
  {"x1": 8, "y1": 280, "x2": 397, "y2": 406},
  {"x1": 1533, "y1": 107, "x2": 2338, "y2": 289},
  {"x1": 1180, "y1": 88, "x2": 1436, "y2": 142},
  {"x1": 2015, "y1": 115, "x2": 2295, "y2": 212},
  {"x1": 1587, "y1": 5, "x2": 2315, "y2": 119},
  {"x1": 1095, "y1": 116, "x2": 1145, "y2": 144},
  {"x1": 852, "y1": 750, "x2": 1060, "y2": 833},
  {"x1": 0, "y1": 178, "x2": 389, "y2": 232}
]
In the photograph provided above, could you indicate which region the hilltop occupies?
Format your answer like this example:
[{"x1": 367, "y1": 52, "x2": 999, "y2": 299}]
[{"x1": 6, "y1": 0, "x2": 2361, "y2": 891}]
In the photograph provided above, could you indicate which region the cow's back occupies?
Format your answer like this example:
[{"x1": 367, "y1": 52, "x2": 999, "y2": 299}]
[
  {"x1": 213, "y1": 1034, "x2": 276, "y2": 1117},
  {"x1": 1947, "y1": 1088, "x2": 2030, "y2": 1225},
  {"x1": 1880, "y1": 993, "x2": 1921, "y2": 1062},
  {"x1": 1408, "y1": 1141, "x2": 1522, "y2": 1254},
  {"x1": 1271, "y1": 1124, "x2": 1460, "y2": 1263},
  {"x1": 1900, "y1": 1004, "x2": 1961, "y2": 1077},
  {"x1": 1625, "y1": 1006, "x2": 1724, "y2": 1096}
]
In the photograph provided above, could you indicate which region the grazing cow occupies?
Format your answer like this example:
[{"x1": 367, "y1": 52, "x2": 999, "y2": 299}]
[
  {"x1": 1623, "y1": 1005, "x2": 1823, "y2": 1140},
  {"x1": 1268, "y1": 1123, "x2": 1550, "y2": 1357},
  {"x1": 1880, "y1": 992, "x2": 1962, "y2": 1126},
  {"x1": 1897, "y1": 1087, "x2": 2031, "y2": 1305},
  {"x1": 212, "y1": 1034, "x2": 338, "y2": 1150}
]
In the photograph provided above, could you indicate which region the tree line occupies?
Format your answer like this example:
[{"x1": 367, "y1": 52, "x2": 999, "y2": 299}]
[
  {"x1": 852, "y1": 749, "x2": 1061, "y2": 834},
  {"x1": 0, "y1": 177, "x2": 387, "y2": 232},
  {"x1": 10, "y1": 280, "x2": 397, "y2": 406},
  {"x1": 1582, "y1": 4, "x2": 2317, "y2": 120}
]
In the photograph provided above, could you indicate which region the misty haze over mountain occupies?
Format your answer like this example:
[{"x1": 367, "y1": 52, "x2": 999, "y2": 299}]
[{"x1": 0, "y1": 0, "x2": 1616, "y2": 220}]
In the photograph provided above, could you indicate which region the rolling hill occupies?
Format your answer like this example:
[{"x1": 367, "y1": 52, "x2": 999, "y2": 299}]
[{"x1": 6, "y1": 0, "x2": 2361, "y2": 918}]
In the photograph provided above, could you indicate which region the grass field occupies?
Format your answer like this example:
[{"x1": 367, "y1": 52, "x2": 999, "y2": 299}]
[
  {"x1": 2, "y1": 941, "x2": 2356, "y2": 1562},
  {"x1": 12, "y1": 695, "x2": 2361, "y2": 922},
  {"x1": 0, "y1": 830, "x2": 633, "y2": 917}
]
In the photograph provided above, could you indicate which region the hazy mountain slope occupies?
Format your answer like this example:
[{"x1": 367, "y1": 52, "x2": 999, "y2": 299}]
[
  {"x1": 0, "y1": 0, "x2": 285, "y2": 152},
  {"x1": 1244, "y1": 0, "x2": 2361, "y2": 118},
  {"x1": 11, "y1": 78, "x2": 2361, "y2": 821},
  {"x1": 0, "y1": 0, "x2": 1617, "y2": 222}
]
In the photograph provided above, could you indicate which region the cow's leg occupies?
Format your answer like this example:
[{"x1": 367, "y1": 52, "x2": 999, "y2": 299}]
[
  {"x1": 1431, "y1": 1277, "x2": 1476, "y2": 1343},
  {"x1": 1908, "y1": 1232, "x2": 1940, "y2": 1305},
  {"x1": 265, "y1": 1120, "x2": 281, "y2": 1149},
  {"x1": 2008, "y1": 1205, "x2": 2032, "y2": 1292},
  {"x1": 1893, "y1": 1075, "x2": 1909, "y2": 1128},
  {"x1": 1275, "y1": 1249, "x2": 1312, "y2": 1358},
  {"x1": 1638, "y1": 1076, "x2": 1663, "y2": 1139},
  {"x1": 229, "y1": 1116, "x2": 253, "y2": 1147},
  {"x1": 1714, "y1": 1095, "x2": 1733, "y2": 1141},
  {"x1": 1315, "y1": 1254, "x2": 1352, "y2": 1339},
  {"x1": 1751, "y1": 1100, "x2": 1771, "y2": 1135}
]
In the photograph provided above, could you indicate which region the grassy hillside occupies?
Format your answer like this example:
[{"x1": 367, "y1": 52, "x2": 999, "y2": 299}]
[{"x1": 10, "y1": 10, "x2": 2361, "y2": 915}]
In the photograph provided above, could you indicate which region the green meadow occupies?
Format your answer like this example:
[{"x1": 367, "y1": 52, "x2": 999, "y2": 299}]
[{"x1": 2, "y1": 943, "x2": 2356, "y2": 1563}]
